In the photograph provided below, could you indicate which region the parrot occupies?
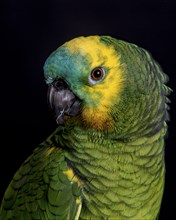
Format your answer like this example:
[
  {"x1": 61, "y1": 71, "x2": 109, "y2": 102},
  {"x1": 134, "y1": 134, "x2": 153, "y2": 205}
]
[{"x1": 0, "y1": 35, "x2": 171, "y2": 220}]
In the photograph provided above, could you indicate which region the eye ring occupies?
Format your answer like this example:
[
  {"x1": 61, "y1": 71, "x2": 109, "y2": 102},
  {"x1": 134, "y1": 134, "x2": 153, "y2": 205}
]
[{"x1": 89, "y1": 67, "x2": 105, "y2": 84}]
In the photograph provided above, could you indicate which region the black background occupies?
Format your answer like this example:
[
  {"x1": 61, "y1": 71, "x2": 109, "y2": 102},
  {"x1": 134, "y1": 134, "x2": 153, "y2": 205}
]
[{"x1": 0, "y1": 0, "x2": 175, "y2": 219}]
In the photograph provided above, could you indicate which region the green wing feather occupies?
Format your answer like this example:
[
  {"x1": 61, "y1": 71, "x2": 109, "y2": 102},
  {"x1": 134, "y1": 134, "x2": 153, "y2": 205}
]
[{"x1": 0, "y1": 140, "x2": 82, "y2": 220}]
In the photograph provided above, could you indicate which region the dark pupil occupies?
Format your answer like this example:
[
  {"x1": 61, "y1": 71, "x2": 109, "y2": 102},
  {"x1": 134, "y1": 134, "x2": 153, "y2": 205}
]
[{"x1": 93, "y1": 69, "x2": 102, "y2": 78}]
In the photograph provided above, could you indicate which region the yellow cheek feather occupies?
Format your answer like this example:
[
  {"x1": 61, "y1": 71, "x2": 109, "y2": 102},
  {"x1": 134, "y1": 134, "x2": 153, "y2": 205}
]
[
  {"x1": 66, "y1": 36, "x2": 125, "y2": 130},
  {"x1": 81, "y1": 67, "x2": 124, "y2": 130}
]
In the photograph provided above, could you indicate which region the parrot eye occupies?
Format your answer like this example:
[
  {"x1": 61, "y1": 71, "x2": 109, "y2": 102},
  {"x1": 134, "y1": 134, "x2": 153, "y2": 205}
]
[{"x1": 89, "y1": 67, "x2": 105, "y2": 84}]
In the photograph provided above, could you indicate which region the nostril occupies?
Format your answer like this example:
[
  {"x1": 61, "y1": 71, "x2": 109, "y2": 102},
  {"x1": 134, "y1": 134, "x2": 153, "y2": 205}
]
[{"x1": 53, "y1": 79, "x2": 68, "y2": 90}]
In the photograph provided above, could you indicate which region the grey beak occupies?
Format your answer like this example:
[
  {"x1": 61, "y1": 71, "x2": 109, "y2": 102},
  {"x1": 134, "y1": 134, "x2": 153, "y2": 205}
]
[{"x1": 48, "y1": 79, "x2": 81, "y2": 124}]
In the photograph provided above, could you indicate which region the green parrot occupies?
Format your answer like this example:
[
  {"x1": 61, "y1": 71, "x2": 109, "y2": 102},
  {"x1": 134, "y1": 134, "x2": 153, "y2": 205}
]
[{"x1": 0, "y1": 36, "x2": 171, "y2": 220}]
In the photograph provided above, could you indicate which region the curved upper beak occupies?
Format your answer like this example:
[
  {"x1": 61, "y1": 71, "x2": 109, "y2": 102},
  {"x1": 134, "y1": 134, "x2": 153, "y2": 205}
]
[{"x1": 47, "y1": 79, "x2": 81, "y2": 124}]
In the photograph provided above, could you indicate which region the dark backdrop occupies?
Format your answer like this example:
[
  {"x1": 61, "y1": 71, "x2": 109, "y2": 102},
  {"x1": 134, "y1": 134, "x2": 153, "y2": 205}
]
[{"x1": 0, "y1": 0, "x2": 175, "y2": 219}]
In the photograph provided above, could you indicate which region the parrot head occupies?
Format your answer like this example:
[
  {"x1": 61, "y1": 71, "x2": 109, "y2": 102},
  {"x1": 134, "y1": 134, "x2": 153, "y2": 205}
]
[{"x1": 44, "y1": 36, "x2": 169, "y2": 138}]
